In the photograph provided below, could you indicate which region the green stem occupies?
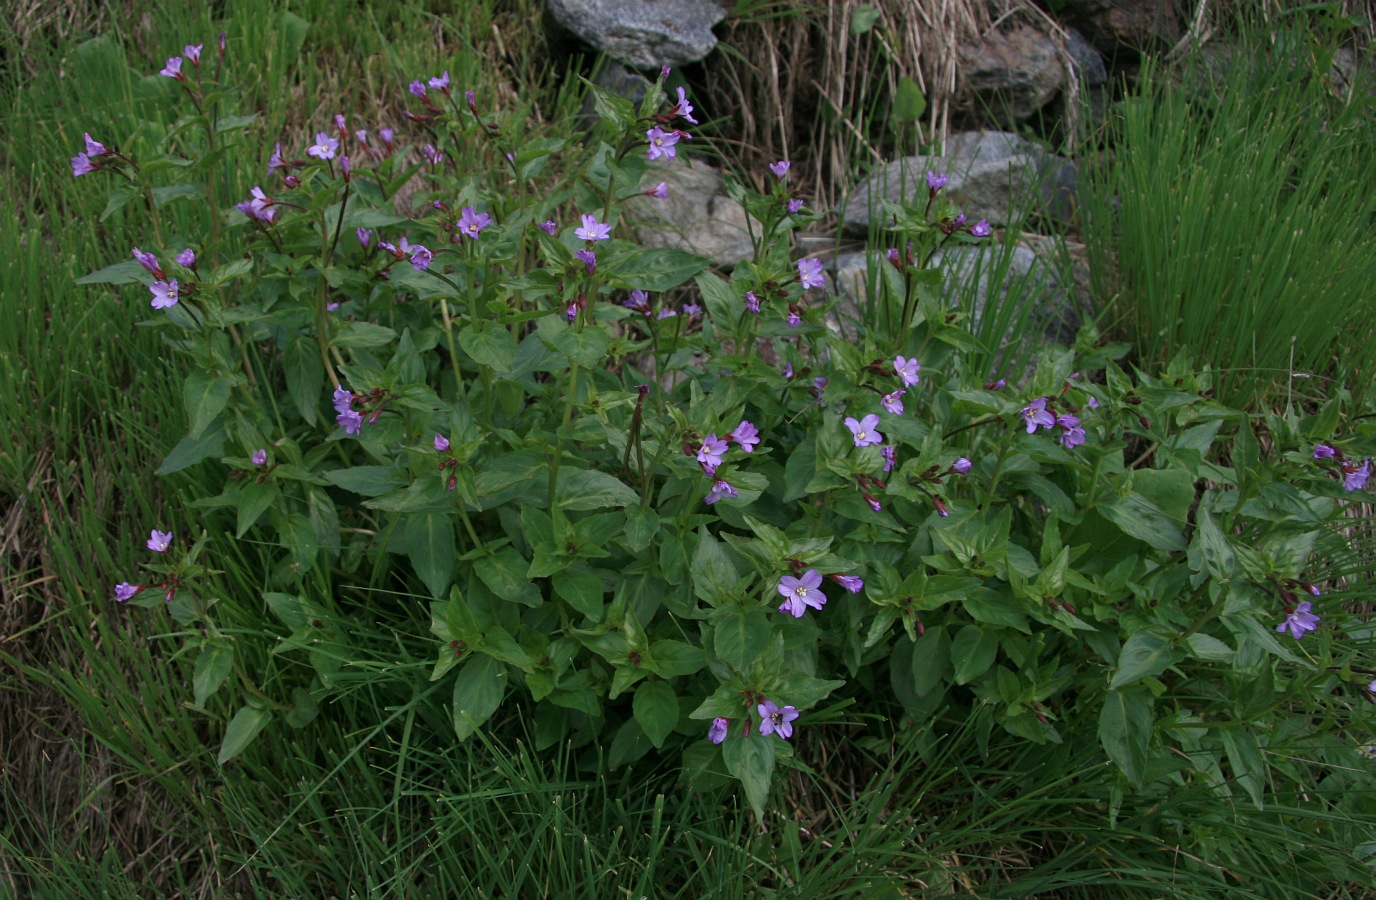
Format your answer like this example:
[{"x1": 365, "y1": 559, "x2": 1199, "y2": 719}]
[{"x1": 547, "y1": 360, "x2": 581, "y2": 508}]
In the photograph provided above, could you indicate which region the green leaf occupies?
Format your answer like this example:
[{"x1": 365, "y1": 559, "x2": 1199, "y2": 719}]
[
  {"x1": 622, "y1": 506, "x2": 658, "y2": 552},
  {"x1": 284, "y1": 336, "x2": 324, "y2": 425},
  {"x1": 555, "y1": 469, "x2": 639, "y2": 510},
  {"x1": 633, "y1": 680, "x2": 679, "y2": 748},
  {"x1": 608, "y1": 718, "x2": 654, "y2": 769},
  {"x1": 1184, "y1": 632, "x2": 1234, "y2": 662},
  {"x1": 156, "y1": 422, "x2": 226, "y2": 475},
  {"x1": 183, "y1": 370, "x2": 231, "y2": 440},
  {"x1": 691, "y1": 529, "x2": 739, "y2": 606},
  {"x1": 553, "y1": 567, "x2": 605, "y2": 620},
  {"x1": 218, "y1": 706, "x2": 271, "y2": 764},
  {"x1": 76, "y1": 260, "x2": 146, "y2": 286},
  {"x1": 950, "y1": 624, "x2": 998, "y2": 684},
  {"x1": 407, "y1": 514, "x2": 455, "y2": 598},
  {"x1": 1100, "y1": 493, "x2": 1187, "y2": 552},
  {"x1": 333, "y1": 321, "x2": 398, "y2": 348},
  {"x1": 893, "y1": 75, "x2": 927, "y2": 122},
  {"x1": 616, "y1": 248, "x2": 710, "y2": 293},
  {"x1": 216, "y1": 112, "x2": 260, "y2": 132},
  {"x1": 451, "y1": 655, "x2": 508, "y2": 741},
  {"x1": 1110, "y1": 631, "x2": 1179, "y2": 690},
  {"x1": 722, "y1": 734, "x2": 776, "y2": 824},
  {"x1": 150, "y1": 183, "x2": 203, "y2": 208},
  {"x1": 1099, "y1": 687, "x2": 1152, "y2": 786},
  {"x1": 910, "y1": 626, "x2": 951, "y2": 695},
  {"x1": 475, "y1": 546, "x2": 543, "y2": 607},
  {"x1": 458, "y1": 323, "x2": 516, "y2": 373},
  {"x1": 714, "y1": 608, "x2": 771, "y2": 671},
  {"x1": 1219, "y1": 728, "x2": 1266, "y2": 809},
  {"x1": 323, "y1": 466, "x2": 406, "y2": 497},
  {"x1": 961, "y1": 588, "x2": 1029, "y2": 633},
  {"x1": 99, "y1": 183, "x2": 139, "y2": 221},
  {"x1": 192, "y1": 644, "x2": 234, "y2": 708},
  {"x1": 236, "y1": 478, "x2": 278, "y2": 537},
  {"x1": 850, "y1": 4, "x2": 881, "y2": 34},
  {"x1": 1193, "y1": 506, "x2": 1237, "y2": 582}
]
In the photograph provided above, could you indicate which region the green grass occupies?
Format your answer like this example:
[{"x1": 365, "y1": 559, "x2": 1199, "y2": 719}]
[
  {"x1": 1082, "y1": 29, "x2": 1376, "y2": 410},
  {"x1": 4, "y1": 2, "x2": 1376, "y2": 897}
]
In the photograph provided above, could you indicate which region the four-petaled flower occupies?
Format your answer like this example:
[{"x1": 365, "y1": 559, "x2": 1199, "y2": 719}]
[
  {"x1": 575, "y1": 249, "x2": 597, "y2": 274},
  {"x1": 71, "y1": 152, "x2": 97, "y2": 176},
  {"x1": 696, "y1": 434, "x2": 728, "y2": 474},
  {"x1": 646, "y1": 126, "x2": 681, "y2": 161},
  {"x1": 160, "y1": 56, "x2": 184, "y2": 79},
  {"x1": 434, "y1": 434, "x2": 450, "y2": 452},
  {"x1": 845, "y1": 414, "x2": 883, "y2": 448},
  {"x1": 776, "y1": 569, "x2": 825, "y2": 618},
  {"x1": 574, "y1": 214, "x2": 611, "y2": 242},
  {"x1": 704, "y1": 480, "x2": 738, "y2": 505},
  {"x1": 251, "y1": 448, "x2": 268, "y2": 466},
  {"x1": 409, "y1": 244, "x2": 433, "y2": 271},
  {"x1": 1022, "y1": 397, "x2": 1056, "y2": 433},
  {"x1": 357, "y1": 228, "x2": 373, "y2": 248},
  {"x1": 970, "y1": 219, "x2": 992, "y2": 238},
  {"x1": 538, "y1": 220, "x2": 558, "y2": 235},
  {"x1": 422, "y1": 144, "x2": 445, "y2": 165},
  {"x1": 797, "y1": 257, "x2": 825, "y2": 290},
  {"x1": 926, "y1": 170, "x2": 948, "y2": 192},
  {"x1": 708, "y1": 717, "x2": 729, "y2": 744},
  {"x1": 1057, "y1": 413, "x2": 1086, "y2": 449},
  {"x1": 729, "y1": 420, "x2": 759, "y2": 452},
  {"x1": 132, "y1": 247, "x2": 164, "y2": 279},
  {"x1": 951, "y1": 457, "x2": 972, "y2": 474},
  {"x1": 882, "y1": 445, "x2": 895, "y2": 473},
  {"x1": 147, "y1": 529, "x2": 173, "y2": 553},
  {"x1": 428, "y1": 70, "x2": 451, "y2": 92},
  {"x1": 894, "y1": 356, "x2": 921, "y2": 387},
  {"x1": 786, "y1": 198, "x2": 805, "y2": 214},
  {"x1": 786, "y1": 310, "x2": 801, "y2": 328},
  {"x1": 744, "y1": 290, "x2": 760, "y2": 314},
  {"x1": 408, "y1": 80, "x2": 427, "y2": 99},
  {"x1": 829, "y1": 574, "x2": 864, "y2": 594},
  {"x1": 1276, "y1": 601, "x2": 1321, "y2": 640},
  {"x1": 881, "y1": 389, "x2": 905, "y2": 415},
  {"x1": 769, "y1": 160, "x2": 790, "y2": 178},
  {"x1": 84, "y1": 133, "x2": 108, "y2": 157},
  {"x1": 149, "y1": 279, "x2": 179, "y2": 310},
  {"x1": 114, "y1": 582, "x2": 140, "y2": 602},
  {"x1": 646, "y1": 182, "x2": 669, "y2": 199},
  {"x1": 667, "y1": 86, "x2": 698, "y2": 124},
  {"x1": 307, "y1": 132, "x2": 339, "y2": 160},
  {"x1": 175, "y1": 248, "x2": 196, "y2": 268},
  {"x1": 458, "y1": 206, "x2": 492, "y2": 239},
  {"x1": 757, "y1": 700, "x2": 799, "y2": 739},
  {"x1": 1345, "y1": 459, "x2": 1371, "y2": 492},
  {"x1": 184, "y1": 44, "x2": 203, "y2": 65},
  {"x1": 1313, "y1": 444, "x2": 1337, "y2": 459}
]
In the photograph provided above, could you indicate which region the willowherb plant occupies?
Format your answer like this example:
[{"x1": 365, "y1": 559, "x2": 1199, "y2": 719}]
[{"x1": 76, "y1": 35, "x2": 1375, "y2": 820}]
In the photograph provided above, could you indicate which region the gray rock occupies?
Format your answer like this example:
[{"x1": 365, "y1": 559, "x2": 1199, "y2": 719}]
[
  {"x1": 1065, "y1": 28, "x2": 1108, "y2": 87},
  {"x1": 956, "y1": 24, "x2": 1065, "y2": 124},
  {"x1": 841, "y1": 131, "x2": 1079, "y2": 232},
  {"x1": 546, "y1": 0, "x2": 728, "y2": 70},
  {"x1": 1053, "y1": 0, "x2": 1179, "y2": 55},
  {"x1": 624, "y1": 159, "x2": 757, "y2": 267}
]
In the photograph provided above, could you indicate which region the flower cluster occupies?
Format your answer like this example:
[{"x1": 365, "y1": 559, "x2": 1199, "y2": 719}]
[
  {"x1": 113, "y1": 529, "x2": 179, "y2": 603},
  {"x1": 646, "y1": 85, "x2": 698, "y2": 161},
  {"x1": 706, "y1": 699, "x2": 801, "y2": 745},
  {"x1": 1021, "y1": 397, "x2": 1086, "y2": 449},
  {"x1": 688, "y1": 420, "x2": 759, "y2": 504},
  {"x1": 1313, "y1": 443, "x2": 1372, "y2": 492}
]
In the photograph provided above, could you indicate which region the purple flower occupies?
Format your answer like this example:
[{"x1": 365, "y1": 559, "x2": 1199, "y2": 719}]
[
  {"x1": 409, "y1": 244, "x2": 433, "y2": 271},
  {"x1": 845, "y1": 414, "x2": 883, "y2": 448},
  {"x1": 787, "y1": 310, "x2": 801, "y2": 328},
  {"x1": 357, "y1": 228, "x2": 373, "y2": 248},
  {"x1": 646, "y1": 182, "x2": 669, "y2": 199},
  {"x1": 623, "y1": 290, "x2": 652, "y2": 315},
  {"x1": 951, "y1": 457, "x2": 972, "y2": 474},
  {"x1": 428, "y1": 70, "x2": 450, "y2": 92},
  {"x1": 114, "y1": 582, "x2": 140, "y2": 602},
  {"x1": 865, "y1": 495, "x2": 883, "y2": 513},
  {"x1": 408, "y1": 80, "x2": 428, "y2": 99},
  {"x1": 729, "y1": 420, "x2": 759, "y2": 452},
  {"x1": 332, "y1": 387, "x2": 353, "y2": 413},
  {"x1": 538, "y1": 220, "x2": 558, "y2": 235},
  {"x1": 251, "y1": 448, "x2": 267, "y2": 466},
  {"x1": 744, "y1": 290, "x2": 761, "y2": 314},
  {"x1": 812, "y1": 376, "x2": 828, "y2": 395},
  {"x1": 354, "y1": 129, "x2": 369, "y2": 145},
  {"x1": 882, "y1": 445, "x2": 895, "y2": 473},
  {"x1": 1313, "y1": 444, "x2": 1337, "y2": 459},
  {"x1": 829, "y1": 573, "x2": 864, "y2": 594},
  {"x1": 797, "y1": 257, "x2": 825, "y2": 290},
  {"x1": 575, "y1": 249, "x2": 597, "y2": 274},
  {"x1": 575, "y1": 214, "x2": 611, "y2": 242},
  {"x1": 704, "y1": 479, "x2": 738, "y2": 505},
  {"x1": 683, "y1": 303, "x2": 701, "y2": 316},
  {"x1": 668, "y1": 86, "x2": 698, "y2": 124},
  {"x1": 988, "y1": 378, "x2": 1007, "y2": 391},
  {"x1": 1087, "y1": 396, "x2": 1100, "y2": 409},
  {"x1": 697, "y1": 434, "x2": 728, "y2": 474},
  {"x1": 131, "y1": 248, "x2": 164, "y2": 279},
  {"x1": 434, "y1": 434, "x2": 450, "y2": 452},
  {"x1": 83, "y1": 133, "x2": 108, "y2": 157},
  {"x1": 757, "y1": 700, "x2": 799, "y2": 739},
  {"x1": 458, "y1": 206, "x2": 492, "y2": 239},
  {"x1": 380, "y1": 127, "x2": 395, "y2": 147},
  {"x1": 646, "y1": 126, "x2": 681, "y2": 161},
  {"x1": 175, "y1": 248, "x2": 196, "y2": 269},
  {"x1": 926, "y1": 170, "x2": 948, "y2": 192},
  {"x1": 970, "y1": 219, "x2": 991, "y2": 238},
  {"x1": 184, "y1": 44, "x2": 203, "y2": 65},
  {"x1": 465, "y1": 90, "x2": 477, "y2": 112},
  {"x1": 160, "y1": 56, "x2": 184, "y2": 79},
  {"x1": 325, "y1": 302, "x2": 340, "y2": 312},
  {"x1": 237, "y1": 186, "x2": 276, "y2": 223},
  {"x1": 708, "y1": 717, "x2": 729, "y2": 744},
  {"x1": 149, "y1": 279, "x2": 179, "y2": 310},
  {"x1": 1369, "y1": 679, "x2": 1376, "y2": 694},
  {"x1": 769, "y1": 160, "x2": 791, "y2": 178},
  {"x1": 307, "y1": 132, "x2": 338, "y2": 161},
  {"x1": 786, "y1": 198, "x2": 805, "y2": 214},
  {"x1": 781, "y1": 362, "x2": 794, "y2": 379},
  {"x1": 70, "y1": 152, "x2": 96, "y2": 177},
  {"x1": 1276, "y1": 601, "x2": 1321, "y2": 640},
  {"x1": 337, "y1": 408, "x2": 363, "y2": 435},
  {"x1": 1345, "y1": 459, "x2": 1371, "y2": 492},
  {"x1": 147, "y1": 529, "x2": 173, "y2": 553},
  {"x1": 894, "y1": 356, "x2": 921, "y2": 387},
  {"x1": 777, "y1": 569, "x2": 825, "y2": 618},
  {"x1": 1057, "y1": 413, "x2": 1086, "y2": 449},
  {"x1": 881, "y1": 389, "x2": 905, "y2": 415},
  {"x1": 1021, "y1": 397, "x2": 1056, "y2": 433},
  {"x1": 422, "y1": 143, "x2": 445, "y2": 165},
  {"x1": 565, "y1": 302, "x2": 579, "y2": 323}
]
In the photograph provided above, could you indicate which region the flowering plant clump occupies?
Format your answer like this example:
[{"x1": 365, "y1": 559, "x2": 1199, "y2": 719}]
[{"x1": 77, "y1": 37, "x2": 1374, "y2": 819}]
